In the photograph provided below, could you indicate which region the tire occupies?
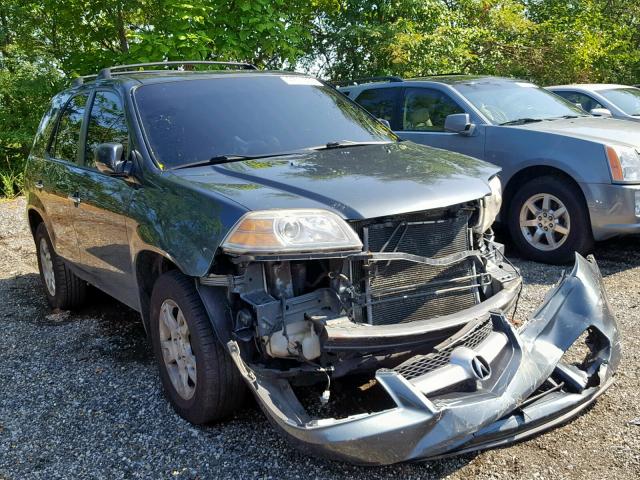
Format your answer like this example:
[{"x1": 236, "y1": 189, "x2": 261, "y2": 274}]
[
  {"x1": 35, "y1": 222, "x2": 87, "y2": 309},
  {"x1": 149, "y1": 270, "x2": 245, "y2": 424},
  {"x1": 508, "y1": 175, "x2": 593, "y2": 264}
]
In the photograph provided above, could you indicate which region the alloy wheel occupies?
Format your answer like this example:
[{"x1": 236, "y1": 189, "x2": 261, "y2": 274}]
[
  {"x1": 39, "y1": 238, "x2": 56, "y2": 296},
  {"x1": 519, "y1": 193, "x2": 571, "y2": 251},
  {"x1": 158, "y1": 299, "x2": 197, "y2": 400}
]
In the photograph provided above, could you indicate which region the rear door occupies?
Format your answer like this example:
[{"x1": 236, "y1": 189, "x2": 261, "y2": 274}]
[
  {"x1": 396, "y1": 87, "x2": 486, "y2": 160},
  {"x1": 353, "y1": 87, "x2": 402, "y2": 130},
  {"x1": 72, "y1": 89, "x2": 138, "y2": 307},
  {"x1": 43, "y1": 91, "x2": 91, "y2": 264}
]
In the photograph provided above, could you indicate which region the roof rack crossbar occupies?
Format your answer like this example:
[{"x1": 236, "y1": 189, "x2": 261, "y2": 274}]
[{"x1": 72, "y1": 60, "x2": 257, "y2": 85}]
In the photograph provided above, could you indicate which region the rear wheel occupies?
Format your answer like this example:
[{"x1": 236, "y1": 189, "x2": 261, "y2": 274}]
[
  {"x1": 150, "y1": 270, "x2": 245, "y2": 424},
  {"x1": 508, "y1": 175, "x2": 593, "y2": 264},
  {"x1": 35, "y1": 222, "x2": 87, "y2": 309}
]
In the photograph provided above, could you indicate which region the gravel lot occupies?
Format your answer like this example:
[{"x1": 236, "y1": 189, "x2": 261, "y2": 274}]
[{"x1": 1, "y1": 196, "x2": 639, "y2": 479}]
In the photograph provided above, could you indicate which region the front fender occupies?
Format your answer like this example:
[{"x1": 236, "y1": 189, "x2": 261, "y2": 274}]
[
  {"x1": 127, "y1": 174, "x2": 247, "y2": 277},
  {"x1": 485, "y1": 126, "x2": 611, "y2": 185}
]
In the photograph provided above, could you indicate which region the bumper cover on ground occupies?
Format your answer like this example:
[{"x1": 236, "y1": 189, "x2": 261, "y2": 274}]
[{"x1": 228, "y1": 254, "x2": 621, "y2": 465}]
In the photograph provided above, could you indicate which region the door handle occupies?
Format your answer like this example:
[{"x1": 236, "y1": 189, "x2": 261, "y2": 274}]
[
  {"x1": 35, "y1": 181, "x2": 44, "y2": 190},
  {"x1": 68, "y1": 193, "x2": 81, "y2": 206}
]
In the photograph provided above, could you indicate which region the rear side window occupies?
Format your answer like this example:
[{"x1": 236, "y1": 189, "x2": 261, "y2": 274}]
[
  {"x1": 401, "y1": 88, "x2": 464, "y2": 132},
  {"x1": 51, "y1": 93, "x2": 89, "y2": 162},
  {"x1": 354, "y1": 88, "x2": 400, "y2": 128},
  {"x1": 32, "y1": 94, "x2": 68, "y2": 157},
  {"x1": 85, "y1": 91, "x2": 129, "y2": 168},
  {"x1": 554, "y1": 91, "x2": 603, "y2": 112}
]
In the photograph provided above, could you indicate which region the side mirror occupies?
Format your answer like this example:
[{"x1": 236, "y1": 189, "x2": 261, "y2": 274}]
[
  {"x1": 590, "y1": 108, "x2": 612, "y2": 118},
  {"x1": 445, "y1": 113, "x2": 476, "y2": 136},
  {"x1": 94, "y1": 143, "x2": 128, "y2": 175},
  {"x1": 377, "y1": 118, "x2": 391, "y2": 130}
]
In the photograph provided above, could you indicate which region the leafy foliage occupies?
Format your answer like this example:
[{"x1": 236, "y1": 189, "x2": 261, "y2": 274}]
[{"x1": 1, "y1": 0, "x2": 640, "y2": 196}]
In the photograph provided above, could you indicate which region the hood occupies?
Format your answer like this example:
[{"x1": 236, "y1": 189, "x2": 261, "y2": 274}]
[
  {"x1": 168, "y1": 142, "x2": 498, "y2": 220},
  {"x1": 510, "y1": 116, "x2": 640, "y2": 148}
]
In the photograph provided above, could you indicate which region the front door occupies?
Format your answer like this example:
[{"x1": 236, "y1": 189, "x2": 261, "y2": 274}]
[
  {"x1": 73, "y1": 89, "x2": 137, "y2": 308},
  {"x1": 396, "y1": 87, "x2": 485, "y2": 160}
]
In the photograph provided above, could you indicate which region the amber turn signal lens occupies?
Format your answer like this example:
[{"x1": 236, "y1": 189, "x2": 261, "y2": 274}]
[
  {"x1": 606, "y1": 146, "x2": 624, "y2": 182},
  {"x1": 225, "y1": 218, "x2": 280, "y2": 249}
]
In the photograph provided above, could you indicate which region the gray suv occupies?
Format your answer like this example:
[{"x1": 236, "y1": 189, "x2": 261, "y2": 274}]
[
  {"x1": 340, "y1": 76, "x2": 640, "y2": 264},
  {"x1": 23, "y1": 63, "x2": 620, "y2": 464}
]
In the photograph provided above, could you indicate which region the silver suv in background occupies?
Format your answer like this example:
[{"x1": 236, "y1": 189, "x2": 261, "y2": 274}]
[
  {"x1": 339, "y1": 76, "x2": 640, "y2": 264},
  {"x1": 547, "y1": 84, "x2": 640, "y2": 122}
]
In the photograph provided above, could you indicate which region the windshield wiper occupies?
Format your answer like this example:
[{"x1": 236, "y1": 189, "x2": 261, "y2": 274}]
[
  {"x1": 173, "y1": 152, "x2": 302, "y2": 170},
  {"x1": 311, "y1": 140, "x2": 391, "y2": 151},
  {"x1": 547, "y1": 115, "x2": 587, "y2": 120},
  {"x1": 500, "y1": 118, "x2": 544, "y2": 126}
]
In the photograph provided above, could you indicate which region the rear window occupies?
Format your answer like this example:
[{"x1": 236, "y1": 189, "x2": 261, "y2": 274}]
[
  {"x1": 51, "y1": 93, "x2": 89, "y2": 162},
  {"x1": 134, "y1": 75, "x2": 395, "y2": 168}
]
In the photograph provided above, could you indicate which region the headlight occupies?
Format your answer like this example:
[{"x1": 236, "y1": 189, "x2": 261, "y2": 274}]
[
  {"x1": 222, "y1": 209, "x2": 363, "y2": 254},
  {"x1": 606, "y1": 145, "x2": 640, "y2": 182},
  {"x1": 474, "y1": 176, "x2": 502, "y2": 233}
]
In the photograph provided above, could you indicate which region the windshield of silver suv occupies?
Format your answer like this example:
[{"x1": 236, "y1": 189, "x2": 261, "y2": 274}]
[
  {"x1": 599, "y1": 87, "x2": 640, "y2": 116},
  {"x1": 452, "y1": 79, "x2": 587, "y2": 125},
  {"x1": 134, "y1": 75, "x2": 396, "y2": 168}
]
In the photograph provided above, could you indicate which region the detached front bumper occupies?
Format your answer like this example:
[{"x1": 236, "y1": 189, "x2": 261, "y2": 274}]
[{"x1": 227, "y1": 254, "x2": 621, "y2": 465}]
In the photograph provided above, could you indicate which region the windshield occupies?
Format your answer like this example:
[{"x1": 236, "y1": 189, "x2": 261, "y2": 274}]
[
  {"x1": 134, "y1": 75, "x2": 396, "y2": 168},
  {"x1": 599, "y1": 88, "x2": 640, "y2": 116},
  {"x1": 453, "y1": 80, "x2": 586, "y2": 125}
]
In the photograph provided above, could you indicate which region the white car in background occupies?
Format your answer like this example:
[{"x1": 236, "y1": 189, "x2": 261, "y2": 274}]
[{"x1": 548, "y1": 84, "x2": 640, "y2": 122}]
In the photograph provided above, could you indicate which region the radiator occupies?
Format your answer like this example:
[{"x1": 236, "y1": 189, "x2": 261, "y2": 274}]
[{"x1": 350, "y1": 209, "x2": 480, "y2": 325}]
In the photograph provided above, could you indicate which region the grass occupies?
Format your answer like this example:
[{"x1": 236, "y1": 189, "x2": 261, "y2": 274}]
[{"x1": 1, "y1": 157, "x2": 24, "y2": 199}]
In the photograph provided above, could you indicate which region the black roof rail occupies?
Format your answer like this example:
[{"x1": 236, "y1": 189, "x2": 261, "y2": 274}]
[
  {"x1": 332, "y1": 76, "x2": 404, "y2": 87},
  {"x1": 71, "y1": 60, "x2": 257, "y2": 86}
]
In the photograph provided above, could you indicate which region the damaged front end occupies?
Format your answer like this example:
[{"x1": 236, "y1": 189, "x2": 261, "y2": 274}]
[{"x1": 198, "y1": 202, "x2": 621, "y2": 465}]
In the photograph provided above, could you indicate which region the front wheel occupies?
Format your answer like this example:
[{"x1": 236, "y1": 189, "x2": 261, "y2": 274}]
[
  {"x1": 507, "y1": 176, "x2": 593, "y2": 264},
  {"x1": 149, "y1": 270, "x2": 245, "y2": 424}
]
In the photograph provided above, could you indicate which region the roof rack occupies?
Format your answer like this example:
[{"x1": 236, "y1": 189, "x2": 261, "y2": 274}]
[
  {"x1": 332, "y1": 76, "x2": 404, "y2": 87},
  {"x1": 71, "y1": 60, "x2": 258, "y2": 86}
]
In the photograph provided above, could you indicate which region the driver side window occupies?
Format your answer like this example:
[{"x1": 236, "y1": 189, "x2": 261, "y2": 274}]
[
  {"x1": 84, "y1": 91, "x2": 129, "y2": 168},
  {"x1": 401, "y1": 88, "x2": 464, "y2": 132},
  {"x1": 555, "y1": 91, "x2": 603, "y2": 113}
]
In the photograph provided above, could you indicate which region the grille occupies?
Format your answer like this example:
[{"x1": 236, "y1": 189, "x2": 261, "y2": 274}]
[
  {"x1": 394, "y1": 318, "x2": 494, "y2": 380},
  {"x1": 350, "y1": 210, "x2": 479, "y2": 325}
]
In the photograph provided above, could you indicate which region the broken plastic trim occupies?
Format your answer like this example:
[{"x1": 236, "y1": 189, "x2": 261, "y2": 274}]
[{"x1": 226, "y1": 254, "x2": 621, "y2": 465}]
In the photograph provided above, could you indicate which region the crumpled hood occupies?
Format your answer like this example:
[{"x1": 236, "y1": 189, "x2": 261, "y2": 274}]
[
  {"x1": 511, "y1": 116, "x2": 640, "y2": 148},
  {"x1": 169, "y1": 142, "x2": 499, "y2": 220}
]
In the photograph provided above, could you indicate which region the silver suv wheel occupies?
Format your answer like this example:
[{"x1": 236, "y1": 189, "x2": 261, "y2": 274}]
[
  {"x1": 158, "y1": 299, "x2": 197, "y2": 400},
  {"x1": 39, "y1": 237, "x2": 56, "y2": 296},
  {"x1": 519, "y1": 193, "x2": 571, "y2": 251}
]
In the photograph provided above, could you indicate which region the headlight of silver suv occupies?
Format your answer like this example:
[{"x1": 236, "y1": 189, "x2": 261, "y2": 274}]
[
  {"x1": 474, "y1": 176, "x2": 502, "y2": 233},
  {"x1": 222, "y1": 209, "x2": 363, "y2": 254},
  {"x1": 606, "y1": 145, "x2": 640, "y2": 182}
]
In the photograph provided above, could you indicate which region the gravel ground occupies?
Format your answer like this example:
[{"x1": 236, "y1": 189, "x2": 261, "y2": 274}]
[{"x1": 0, "y1": 196, "x2": 638, "y2": 479}]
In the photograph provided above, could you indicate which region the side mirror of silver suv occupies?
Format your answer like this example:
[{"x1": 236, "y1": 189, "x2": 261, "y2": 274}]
[{"x1": 445, "y1": 113, "x2": 476, "y2": 136}]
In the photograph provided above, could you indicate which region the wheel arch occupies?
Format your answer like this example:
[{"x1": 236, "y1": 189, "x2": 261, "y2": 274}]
[
  {"x1": 502, "y1": 165, "x2": 591, "y2": 225},
  {"x1": 27, "y1": 208, "x2": 45, "y2": 238},
  {"x1": 135, "y1": 249, "x2": 181, "y2": 333}
]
